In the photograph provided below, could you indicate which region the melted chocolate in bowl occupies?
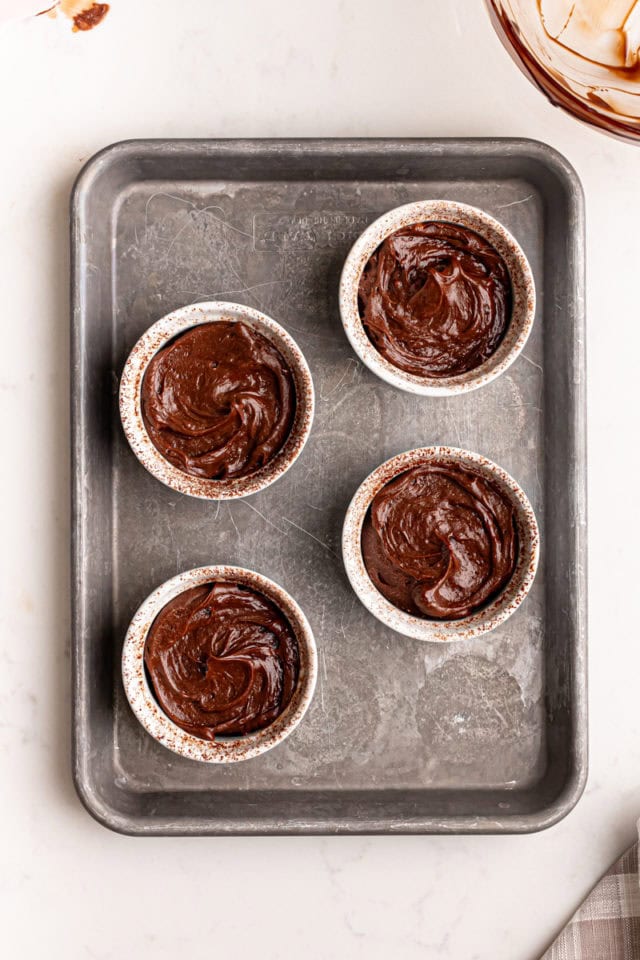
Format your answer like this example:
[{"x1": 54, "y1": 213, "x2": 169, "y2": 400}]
[
  {"x1": 487, "y1": 0, "x2": 640, "y2": 141},
  {"x1": 141, "y1": 320, "x2": 296, "y2": 481},
  {"x1": 358, "y1": 221, "x2": 512, "y2": 378},
  {"x1": 144, "y1": 581, "x2": 300, "y2": 739},
  {"x1": 362, "y1": 462, "x2": 519, "y2": 620}
]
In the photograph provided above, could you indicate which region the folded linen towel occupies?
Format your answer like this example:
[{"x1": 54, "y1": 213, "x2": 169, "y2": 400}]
[{"x1": 541, "y1": 838, "x2": 639, "y2": 959}]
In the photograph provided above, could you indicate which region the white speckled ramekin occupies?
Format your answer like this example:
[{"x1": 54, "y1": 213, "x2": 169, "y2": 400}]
[
  {"x1": 342, "y1": 446, "x2": 539, "y2": 642},
  {"x1": 122, "y1": 565, "x2": 318, "y2": 763},
  {"x1": 119, "y1": 301, "x2": 315, "y2": 499},
  {"x1": 339, "y1": 200, "x2": 536, "y2": 395}
]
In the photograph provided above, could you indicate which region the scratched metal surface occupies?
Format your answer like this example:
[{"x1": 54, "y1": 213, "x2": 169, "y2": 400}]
[{"x1": 71, "y1": 139, "x2": 587, "y2": 834}]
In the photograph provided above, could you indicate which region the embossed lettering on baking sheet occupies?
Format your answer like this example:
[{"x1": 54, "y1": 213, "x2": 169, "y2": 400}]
[{"x1": 253, "y1": 213, "x2": 377, "y2": 251}]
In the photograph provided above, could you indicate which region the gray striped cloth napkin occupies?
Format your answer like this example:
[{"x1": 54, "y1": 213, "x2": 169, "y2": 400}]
[{"x1": 541, "y1": 838, "x2": 640, "y2": 959}]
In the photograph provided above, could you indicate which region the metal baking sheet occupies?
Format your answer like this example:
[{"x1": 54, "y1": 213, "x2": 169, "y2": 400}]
[{"x1": 71, "y1": 138, "x2": 587, "y2": 835}]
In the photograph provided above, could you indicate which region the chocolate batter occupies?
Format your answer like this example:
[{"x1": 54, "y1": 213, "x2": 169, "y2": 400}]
[
  {"x1": 142, "y1": 321, "x2": 295, "y2": 480},
  {"x1": 145, "y1": 581, "x2": 299, "y2": 738},
  {"x1": 358, "y1": 221, "x2": 512, "y2": 378},
  {"x1": 362, "y1": 462, "x2": 518, "y2": 620}
]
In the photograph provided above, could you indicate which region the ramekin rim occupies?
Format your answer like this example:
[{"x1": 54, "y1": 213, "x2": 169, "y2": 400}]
[
  {"x1": 341, "y1": 445, "x2": 540, "y2": 642},
  {"x1": 121, "y1": 564, "x2": 318, "y2": 763},
  {"x1": 119, "y1": 301, "x2": 315, "y2": 500},
  {"x1": 339, "y1": 200, "x2": 536, "y2": 396}
]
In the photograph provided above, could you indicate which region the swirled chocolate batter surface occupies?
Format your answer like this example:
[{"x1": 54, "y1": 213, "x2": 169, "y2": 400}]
[
  {"x1": 358, "y1": 221, "x2": 512, "y2": 377},
  {"x1": 145, "y1": 581, "x2": 299, "y2": 738},
  {"x1": 362, "y1": 462, "x2": 518, "y2": 620},
  {"x1": 142, "y1": 321, "x2": 295, "y2": 480}
]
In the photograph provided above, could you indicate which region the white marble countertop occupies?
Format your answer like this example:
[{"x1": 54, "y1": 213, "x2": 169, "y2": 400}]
[{"x1": 1, "y1": 2, "x2": 639, "y2": 957}]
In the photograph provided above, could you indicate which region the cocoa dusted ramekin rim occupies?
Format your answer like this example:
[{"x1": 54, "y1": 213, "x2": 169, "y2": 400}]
[
  {"x1": 342, "y1": 446, "x2": 540, "y2": 642},
  {"x1": 121, "y1": 565, "x2": 318, "y2": 763},
  {"x1": 119, "y1": 301, "x2": 315, "y2": 500},
  {"x1": 339, "y1": 200, "x2": 536, "y2": 396}
]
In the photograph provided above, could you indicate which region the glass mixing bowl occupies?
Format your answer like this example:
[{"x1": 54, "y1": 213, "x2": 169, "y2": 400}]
[{"x1": 486, "y1": 0, "x2": 640, "y2": 141}]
